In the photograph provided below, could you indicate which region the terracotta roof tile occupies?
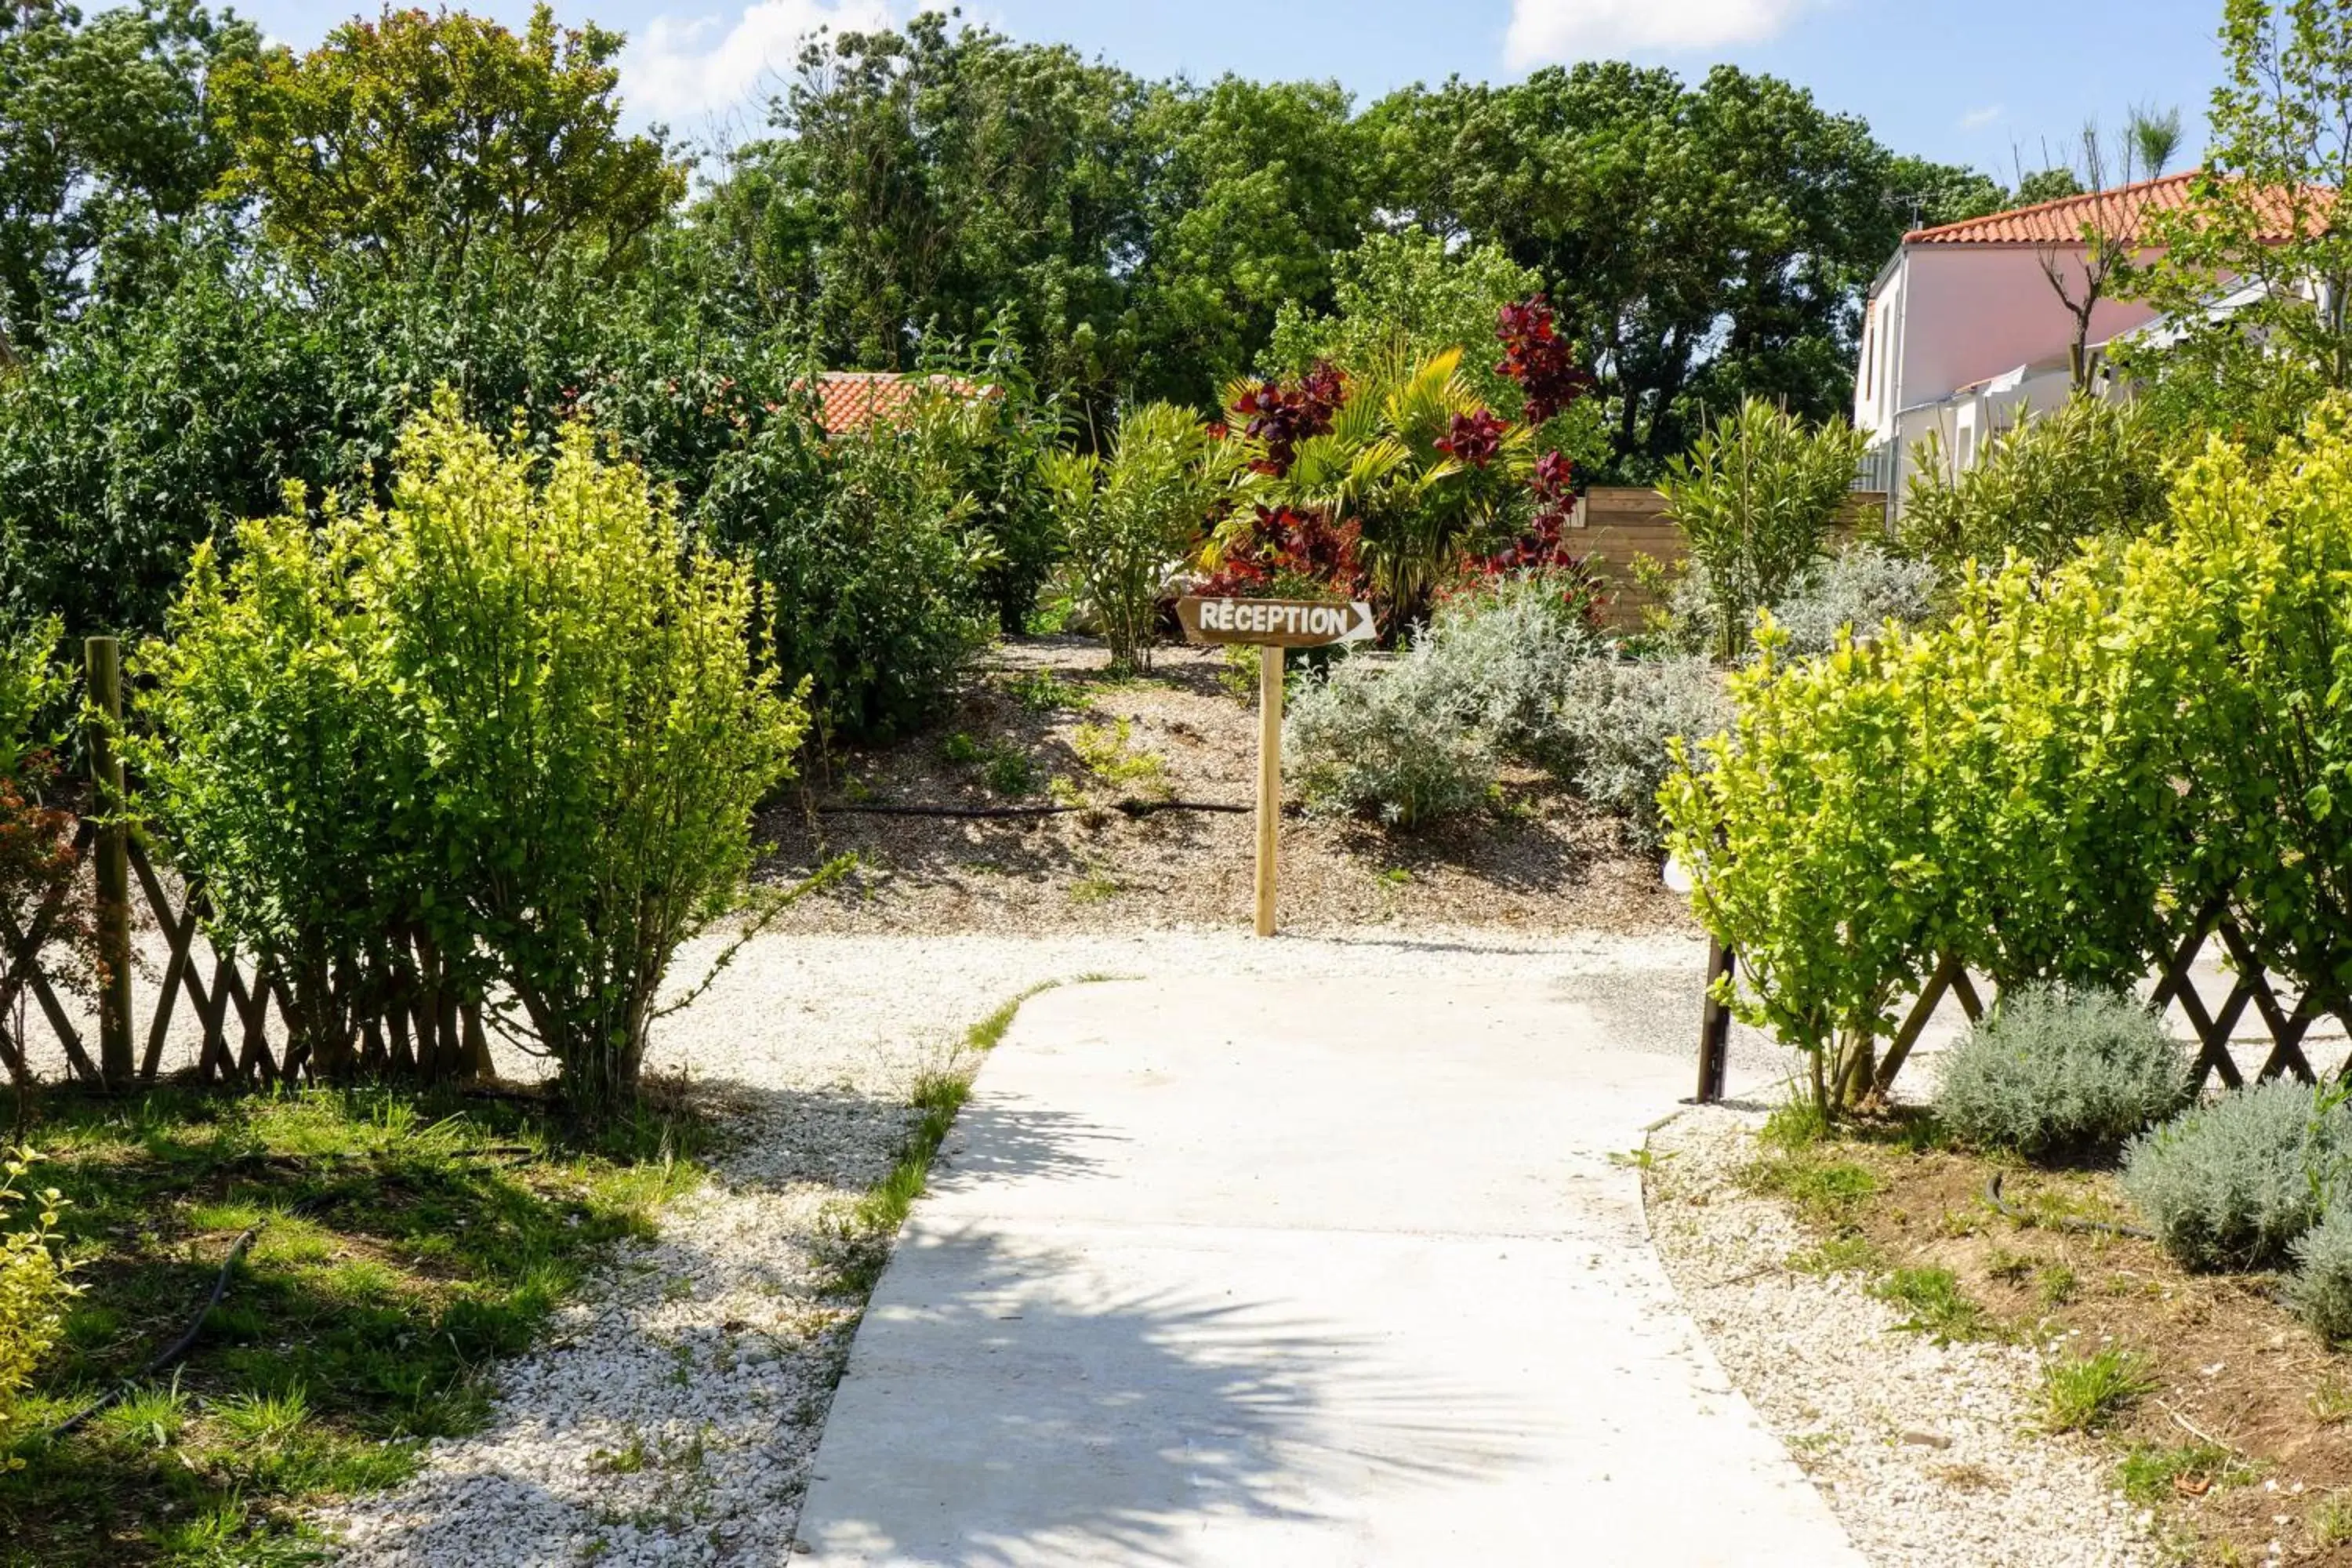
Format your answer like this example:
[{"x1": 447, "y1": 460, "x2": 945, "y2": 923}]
[
  {"x1": 1904, "y1": 170, "x2": 2327, "y2": 246},
  {"x1": 801, "y1": 372, "x2": 993, "y2": 435}
]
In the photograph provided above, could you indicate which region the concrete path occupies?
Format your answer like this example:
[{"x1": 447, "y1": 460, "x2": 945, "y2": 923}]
[{"x1": 793, "y1": 972, "x2": 1866, "y2": 1566}]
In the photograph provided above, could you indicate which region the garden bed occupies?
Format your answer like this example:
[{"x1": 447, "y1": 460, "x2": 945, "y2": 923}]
[
  {"x1": 1665, "y1": 1098, "x2": 2352, "y2": 1566},
  {"x1": 759, "y1": 637, "x2": 1685, "y2": 936}
]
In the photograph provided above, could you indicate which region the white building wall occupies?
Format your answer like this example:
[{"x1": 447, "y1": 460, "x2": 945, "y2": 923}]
[
  {"x1": 1852, "y1": 241, "x2": 2169, "y2": 519},
  {"x1": 1895, "y1": 246, "x2": 2160, "y2": 408}
]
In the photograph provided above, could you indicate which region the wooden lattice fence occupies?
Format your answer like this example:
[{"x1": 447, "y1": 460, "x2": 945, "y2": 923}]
[
  {"x1": 1, "y1": 637, "x2": 485, "y2": 1091},
  {"x1": 1692, "y1": 902, "x2": 2352, "y2": 1105}
]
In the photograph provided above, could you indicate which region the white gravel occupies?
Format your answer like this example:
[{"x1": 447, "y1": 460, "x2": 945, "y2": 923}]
[
  {"x1": 1645, "y1": 1104, "x2": 2161, "y2": 1568},
  {"x1": 318, "y1": 924, "x2": 1716, "y2": 1567}
]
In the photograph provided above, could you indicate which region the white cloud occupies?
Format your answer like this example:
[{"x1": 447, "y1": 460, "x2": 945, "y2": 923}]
[
  {"x1": 1960, "y1": 103, "x2": 2005, "y2": 131},
  {"x1": 1504, "y1": 0, "x2": 1816, "y2": 64},
  {"x1": 624, "y1": 0, "x2": 893, "y2": 122}
]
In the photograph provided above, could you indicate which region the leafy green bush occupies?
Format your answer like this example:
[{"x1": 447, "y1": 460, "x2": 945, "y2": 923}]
[
  {"x1": 2154, "y1": 412, "x2": 2352, "y2": 1045},
  {"x1": 1264, "y1": 230, "x2": 1543, "y2": 419},
  {"x1": 1039, "y1": 401, "x2": 1226, "y2": 673},
  {"x1": 0, "y1": 617, "x2": 66, "y2": 784},
  {"x1": 699, "y1": 406, "x2": 987, "y2": 739},
  {"x1": 2122, "y1": 1080, "x2": 2352, "y2": 1272},
  {"x1": 1661, "y1": 544, "x2": 2201, "y2": 1116},
  {"x1": 375, "y1": 400, "x2": 808, "y2": 1105},
  {"x1": 1285, "y1": 643, "x2": 1497, "y2": 827},
  {"x1": 1659, "y1": 627, "x2": 1951, "y2": 1111},
  {"x1": 1658, "y1": 399, "x2": 1869, "y2": 657},
  {"x1": 0, "y1": 230, "x2": 813, "y2": 642},
  {"x1": 142, "y1": 398, "x2": 807, "y2": 1106},
  {"x1": 1933, "y1": 988, "x2": 2192, "y2": 1160},
  {"x1": 136, "y1": 503, "x2": 415, "y2": 1077},
  {"x1": 910, "y1": 337, "x2": 1064, "y2": 635},
  {"x1": 2289, "y1": 1208, "x2": 2352, "y2": 1344},
  {"x1": 0, "y1": 1149, "x2": 78, "y2": 1458},
  {"x1": 1898, "y1": 394, "x2": 2168, "y2": 571}
]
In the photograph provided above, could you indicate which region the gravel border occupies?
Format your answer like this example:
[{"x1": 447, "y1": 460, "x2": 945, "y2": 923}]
[
  {"x1": 1645, "y1": 1104, "x2": 2161, "y2": 1568},
  {"x1": 319, "y1": 926, "x2": 1714, "y2": 1567}
]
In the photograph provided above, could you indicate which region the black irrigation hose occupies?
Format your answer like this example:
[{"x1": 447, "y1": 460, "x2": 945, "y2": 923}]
[
  {"x1": 815, "y1": 798, "x2": 1250, "y2": 820},
  {"x1": 1985, "y1": 1171, "x2": 2154, "y2": 1240},
  {"x1": 45, "y1": 1199, "x2": 310, "y2": 1439}
]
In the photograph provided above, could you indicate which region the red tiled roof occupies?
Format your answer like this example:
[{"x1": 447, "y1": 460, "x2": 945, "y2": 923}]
[
  {"x1": 802, "y1": 372, "x2": 993, "y2": 435},
  {"x1": 1904, "y1": 170, "x2": 2328, "y2": 246}
]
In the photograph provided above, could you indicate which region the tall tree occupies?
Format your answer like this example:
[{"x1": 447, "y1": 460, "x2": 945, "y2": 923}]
[
  {"x1": 0, "y1": 0, "x2": 257, "y2": 354},
  {"x1": 2137, "y1": 0, "x2": 2352, "y2": 389},
  {"x1": 718, "y1": 16, "x2": 1149, "y2": 392},
  {"x1": 1367, "y1": 64, "x2": 1955, "y2": 477},
  {"x1": 213, "y1": 4, "x2": 683, "y2": 277},
  {"x1": 1125, "y1": 74, "x2": 1374, "y2": 405}
]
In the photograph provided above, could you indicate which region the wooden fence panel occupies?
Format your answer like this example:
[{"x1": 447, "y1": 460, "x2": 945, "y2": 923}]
[
  {"x1": 1695, "y1": 909, "x2": 2352, "y2": 1105},
  {"x1": 1573, "y1": 488, "x2": 1890, "y2": 633},
  {"x1": 3, "y1": 823, "x2": 488, "y2": 1090}
]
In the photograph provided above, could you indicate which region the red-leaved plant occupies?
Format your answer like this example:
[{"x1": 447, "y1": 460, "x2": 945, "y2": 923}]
[
  {"x1": 1229, "y1": 362, "x2": 1345, "y2": 477},
  {"x1": 1201, "y1": 504, "x2": 1370, "y2": 602},
  {"x1": 1494, "y1": 296, "x2": 1595, "y2": 426},
  {"x1": 1435, "y1": 409, "x2": 1508, "y2": 467},
  {"x1": 1453, "y1": 443, "x2": 1599, "y2": 610}
]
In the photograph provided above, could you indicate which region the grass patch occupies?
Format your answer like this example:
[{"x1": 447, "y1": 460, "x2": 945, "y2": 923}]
[
  {"x1": 1872, "y1": 1266, "x2": 1997, "y2": 1343},
  {"x1": 2311, "y1": 1491, "x2": 2352, "y2": 1548},
  {"x1": 1789, "y1": 1234, "x2": 1880, "y2": 1276},
  {"x1": 2118, "y1": 1441, "x2": 2251, "y2": 1506},
  {"x1": 1743, "y1": 1151, "x2": 1877, "y2": 1227},
  {"x1": 939, "y1": 732, "x2": 1039, "y2": 797},
  {"x1": 821, "y1": 982, "x2": 1066, "y2": 1295},
  {"x1": 0, "y1": 1082, "x2": 704, "y2": 1566},
  {"x1": 1759, "y1": 1094, "x2": 1830, "y2": 1153},
  {"x1": 2314, "y1": 1373, "x2": 2352, "y2": 1427},
  {"x1": 1000, "y1": 671, "x2": 1083, "y2": 713},
  {"x1": 1068, "y1": 868, "x2": 1120, "y2": 905},
  {"x1": 2039, "y1": 1345, "x2": 2157, "y2": 1433}
]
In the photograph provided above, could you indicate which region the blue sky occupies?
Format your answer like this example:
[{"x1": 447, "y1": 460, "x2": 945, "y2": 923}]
[{"x1": 234, "y1": 0, "x2": 2231, "y2": 182}]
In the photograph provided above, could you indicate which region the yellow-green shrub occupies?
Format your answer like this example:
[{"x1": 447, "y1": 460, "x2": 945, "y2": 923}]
[
  {"x1": 2158, "y1": 408, "x2": 2352, "y2": 1016},
  {"x1": 1658, "y1": 621, "x2": 1955, "y2": 1111},
  {"x1": 141, "y1": 396, "x2": 809, "y2": 1106},
  {"x1": 1661, "y1": 532, "x2": 2212, "y2": 1115},
  {"x1": 0, "y1": 1150, "x2": 76, "y2": 1462}
]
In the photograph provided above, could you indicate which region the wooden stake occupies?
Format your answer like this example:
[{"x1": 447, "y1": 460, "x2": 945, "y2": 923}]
[
  {"x1": 1254, "y1": 643, "x2": 1282, "y2": 937},
  {"x1": 86, "y1": 636, "x2": 132, "y2": 1088}
]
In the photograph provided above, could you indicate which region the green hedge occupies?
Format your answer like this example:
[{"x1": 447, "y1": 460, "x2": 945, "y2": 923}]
[{"x1": 1661, "y1": 403, "x2": 2352, "y2": 1116}]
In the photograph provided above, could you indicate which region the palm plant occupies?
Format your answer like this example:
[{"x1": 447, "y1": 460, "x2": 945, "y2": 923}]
[{"x1": 1227, "y1": 348, "x2": 1531, "y2": 635}]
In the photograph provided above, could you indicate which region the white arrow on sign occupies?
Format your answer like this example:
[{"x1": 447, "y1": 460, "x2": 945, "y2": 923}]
[{"x1": 1338, "y1": 600, "x2": 1377, "y2": 644}]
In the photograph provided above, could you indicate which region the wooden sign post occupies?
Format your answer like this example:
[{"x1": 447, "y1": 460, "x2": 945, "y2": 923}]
[{"x1": 1176, "y1": 596, "x2": 1377, "y2": 935}]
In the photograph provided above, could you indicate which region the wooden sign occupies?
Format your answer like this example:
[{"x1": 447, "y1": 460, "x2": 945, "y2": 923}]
[
  {"x1": 1176, "y1": 596, "x2": 1376, "y2": 649},
  {"x1": 1174, "y1": 594, "x2": 1376, "y2": 938}
]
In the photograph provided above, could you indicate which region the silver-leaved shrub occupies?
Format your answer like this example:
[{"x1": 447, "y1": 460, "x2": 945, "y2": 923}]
[
  {"x1": 2122, "y1": 1080, "x2": 2352, "y2": 1272},
  {"x1": 1933, "y1": 987, "x2": 2192, "y2": 1160},
  {"x1": 2288, "y1": 1207, "x2": 2352, "y2": 1343}
]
